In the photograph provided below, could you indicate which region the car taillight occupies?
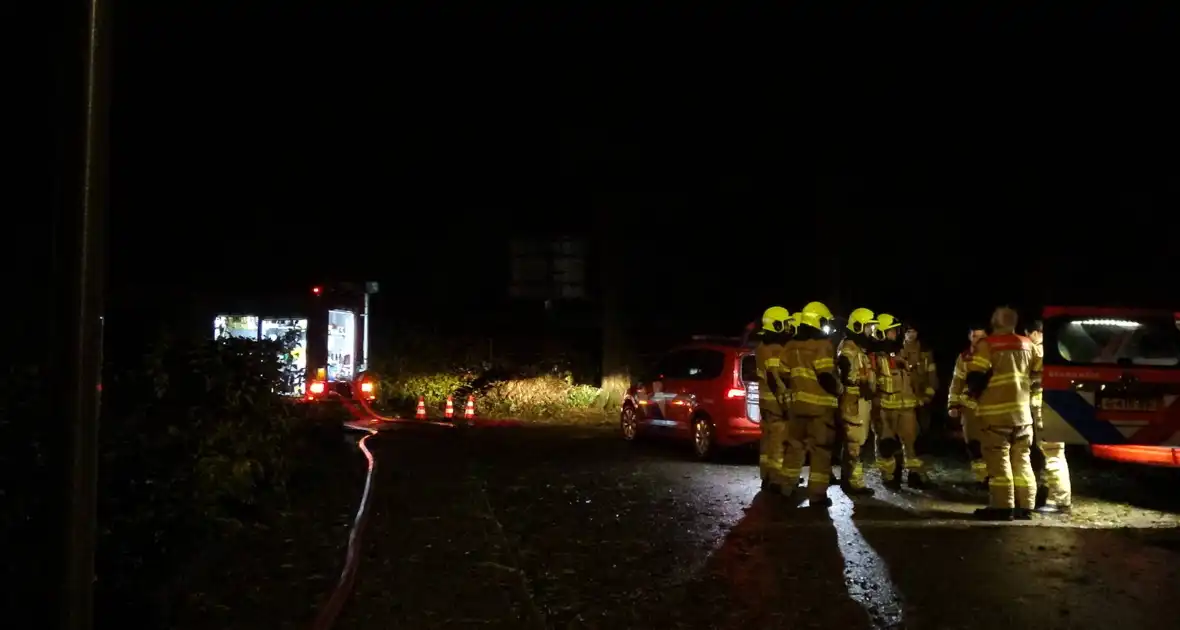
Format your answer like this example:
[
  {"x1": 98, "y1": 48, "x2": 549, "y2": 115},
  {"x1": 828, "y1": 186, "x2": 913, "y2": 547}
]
[
  {"x1": 360, "y1": 381, "x2": 373, "y2": 393},
  {"x1": 727, "y1": 388, "x2": 746, "y2": 398},
  {"x1": 309, "y1": 381, "x2": 326, "y2": 394}
]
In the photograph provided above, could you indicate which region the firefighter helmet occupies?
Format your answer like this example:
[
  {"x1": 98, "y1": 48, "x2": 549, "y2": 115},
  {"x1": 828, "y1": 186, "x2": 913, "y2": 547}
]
[
  {"x1": 800, "y1": 301, "x2": 834, "y2": 331},
  {"x1": 847, "y1": 307, "x2": 877, "y2": 334},
  {"x1": 877, "y1": 313, "x2": 901, "y2": 331},
  {"x1": 761, "y1": 306, "x2": 792, "y2": 334},
  {"x1": 787, "y1": 311, "x2": 803, "y2": 334}
]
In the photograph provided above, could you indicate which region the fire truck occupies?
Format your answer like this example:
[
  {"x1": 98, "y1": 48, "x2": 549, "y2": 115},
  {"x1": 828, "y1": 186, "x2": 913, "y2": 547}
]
[
  {"x1": 211, "y1": 281, "x2": 378, "y2": 402},
  {"x1": 1041, "y1": 306, "x2": 1180, "y2": 467}
]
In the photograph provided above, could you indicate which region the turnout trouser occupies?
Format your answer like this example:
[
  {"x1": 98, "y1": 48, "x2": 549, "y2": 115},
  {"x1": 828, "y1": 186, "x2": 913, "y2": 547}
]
[
  {"x1": 783, "y1": 410, "x2": 837, "y2": 500},
  {"x1": 980, "y1": 423, "x2": 1036, "y2": 509},
  {"x1": 875, "y1": 407, "x2": 923, "y2": 480},
  {"x1": 962, "y1": 409, "x2": 988, "y2": 483},
  {"x1": 1038, "y1": 440, "x2": 1072, "y2": 507},
  {"x1": 839, "y1": 395, "x2": 871, "y2": 489},
  {"x1": 759, "y1": 410, "x2": 789, "y2": 486}
]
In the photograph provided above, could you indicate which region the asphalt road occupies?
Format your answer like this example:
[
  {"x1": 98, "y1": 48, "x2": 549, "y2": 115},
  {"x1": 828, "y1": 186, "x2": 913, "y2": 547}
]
[{"x1": 336, "y1": 423, "x2": 1180, "y2": 630}]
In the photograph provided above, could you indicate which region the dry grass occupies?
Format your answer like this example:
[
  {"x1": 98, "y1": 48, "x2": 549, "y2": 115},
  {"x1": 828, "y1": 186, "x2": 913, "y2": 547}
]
[{"x1": 479, "y1": 376, "x2": 602, "y2": 420}]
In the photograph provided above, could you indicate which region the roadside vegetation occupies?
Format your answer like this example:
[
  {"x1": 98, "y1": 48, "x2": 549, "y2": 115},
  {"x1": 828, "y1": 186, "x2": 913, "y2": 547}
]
[
  {"x1": 368, "y1": 331, "x2": 628, "y2": 422},
  {"x1": 0, "y1": 333, "x2": 358, "y2": 629}
]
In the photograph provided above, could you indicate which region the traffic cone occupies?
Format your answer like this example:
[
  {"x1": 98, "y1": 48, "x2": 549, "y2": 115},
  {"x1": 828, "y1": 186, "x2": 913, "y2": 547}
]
[
  {"x1": 415, "y1": 396, "x2": 427, "y2": 420},
  {"x1": 444, "y1": 395, "x2": 454, "y2": 419},
  {"x1": 463, "y1": 395, "x2": 476, "y2": 420}
]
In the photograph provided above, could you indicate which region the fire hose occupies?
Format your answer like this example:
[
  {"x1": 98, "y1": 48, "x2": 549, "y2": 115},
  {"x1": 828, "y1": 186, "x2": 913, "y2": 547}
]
[
  {"x1": 309, "y1": 423, "x2": 376, "y2": 630},
  {"x1": 309, "y1": 379, "x2": 455, "y2": 630}
]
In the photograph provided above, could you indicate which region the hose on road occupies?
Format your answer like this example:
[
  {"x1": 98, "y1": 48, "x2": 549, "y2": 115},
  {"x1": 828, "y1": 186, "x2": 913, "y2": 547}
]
[
  {"x1": 310, "y1": 382, "x2": 458, "y2": 630},
  {"x1": 310, "y1": 423, "x2": 377, "y2": 630}
]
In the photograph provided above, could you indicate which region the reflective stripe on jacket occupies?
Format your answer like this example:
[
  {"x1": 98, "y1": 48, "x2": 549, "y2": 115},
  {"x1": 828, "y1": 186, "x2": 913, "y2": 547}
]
[
  {"x1": 876, "y1": 353, "x2": 918, "y2": 410},
  {"x1": 755, "y1": 341, "x2": 789, "y2": 415},
  {"x1": 837, "y1": 337, "x2": 874, "y2": 399},
  {"x1": 948, "y1": 352, "x2": 978, "y2": 410},
  {"x1": 784, "y1": 337, "x2": 839, "y2": 415},
  {"x1": 967, "y1": 333, "x2": 1043, "y2": 426}
]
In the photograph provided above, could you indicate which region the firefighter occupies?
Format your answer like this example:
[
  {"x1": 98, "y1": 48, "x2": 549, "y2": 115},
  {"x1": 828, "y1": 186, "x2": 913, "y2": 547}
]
[
  {"x1": 755, "y1": 306, "x2": 794, "y2": 491},
  {"x1": 1028, "y1": 320, "x2": 1072, "y2": 514},
  {"x1": 865, "y1": 315, "x2": 888, "y2": 468},
  {"x1": 948, "y1": 326, "x2": 989, "y2": 486},
  {"x1": 902, "y1": 323, "x2": 940, "y2": 439},
  {"x1": 873, "y1": 313, "x2": 926, "y2": 487},
  {"x1": 781, "y1": 301, "x2": 843, "y2": 507},
  {"x1": 965, "y1": 306, "x2": 1042, "y2": 521},
  {"x1": 837, "y1": 307, "x2": 877, "y2": 496}
]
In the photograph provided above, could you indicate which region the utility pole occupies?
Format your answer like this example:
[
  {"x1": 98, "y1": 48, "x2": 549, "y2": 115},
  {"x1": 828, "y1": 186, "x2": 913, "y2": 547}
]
[{"x1": 55, "y1": 0, "x2": 109, "y2": 628}]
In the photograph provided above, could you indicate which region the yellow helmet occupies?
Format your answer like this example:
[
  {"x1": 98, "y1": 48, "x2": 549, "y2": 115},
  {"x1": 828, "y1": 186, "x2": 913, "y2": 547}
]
[
  {"x1": 786, "y1": 311, "x2": 803, "y2": 334},
  {"x1": 847, "y1": 307, "x2": 877, "y2": 334},
  {"x1": 877, "y1": 313, "x2": 901, "y2": 331},
  {"x1": 800, "y1": 301, "x2": 834, "y2": 331},
  {"x1": 761, "y1": 306, "x2": 791, "y2": 334}
]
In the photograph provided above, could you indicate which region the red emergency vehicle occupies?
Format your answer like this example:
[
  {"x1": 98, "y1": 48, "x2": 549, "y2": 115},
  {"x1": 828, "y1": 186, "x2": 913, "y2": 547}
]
[
  {"x1": 211, "y1": 282, "x2": 379, "y2": 402},
  {"x1": 1040, "y1": 306, "x2": 1180, "y2": 467},
  {"x1": 621, "y1": 335, "x2": 762, "y2": 459}
]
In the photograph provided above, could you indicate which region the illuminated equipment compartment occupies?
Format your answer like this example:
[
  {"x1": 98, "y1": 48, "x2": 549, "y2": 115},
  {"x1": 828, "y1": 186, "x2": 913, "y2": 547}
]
[
  {"x1": 327, "y1": 309, "x2": 356, "y2": 382},
  {"x1": 209, "y1": 281, "x2": 378, "y2": 400}
]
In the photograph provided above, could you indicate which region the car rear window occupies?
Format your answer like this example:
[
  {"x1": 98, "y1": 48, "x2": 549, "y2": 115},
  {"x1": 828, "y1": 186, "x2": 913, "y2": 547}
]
[
  {"x1": 741, "y1": 354, "x2": 757, "y2": 382},
  {"x1": 659, "y1": 349, "x2": 726, "y2": 380},
  {"x1": 1050, "y1": 316, "x2": 1180, "y2": 367}
]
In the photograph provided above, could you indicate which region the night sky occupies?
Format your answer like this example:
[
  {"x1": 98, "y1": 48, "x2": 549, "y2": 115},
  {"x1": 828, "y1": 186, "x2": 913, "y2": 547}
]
[{"x1": 36, "y1": 3, "x2": 1179, "y2": 360}]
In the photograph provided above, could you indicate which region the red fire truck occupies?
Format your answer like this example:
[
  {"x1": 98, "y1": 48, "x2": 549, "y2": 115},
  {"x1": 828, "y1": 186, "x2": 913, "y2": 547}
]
[
  {"x1": 211, "y1": 281, "x2": 378, "y2": 402},
  {"x1": 1040, "y1": 306, "x2": 1180, "y2": 467}
]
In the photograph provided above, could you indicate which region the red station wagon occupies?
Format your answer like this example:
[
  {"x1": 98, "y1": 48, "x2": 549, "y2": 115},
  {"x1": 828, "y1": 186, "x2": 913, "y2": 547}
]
[{"x1": 620, "y1": 337, "x2": 762, "y2": 459}]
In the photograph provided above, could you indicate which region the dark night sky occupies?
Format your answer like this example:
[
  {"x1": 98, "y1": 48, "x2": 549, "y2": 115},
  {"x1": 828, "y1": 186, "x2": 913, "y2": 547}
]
[{"x1": 35, "y1": 3, "x2": 1180, "y2": 354}]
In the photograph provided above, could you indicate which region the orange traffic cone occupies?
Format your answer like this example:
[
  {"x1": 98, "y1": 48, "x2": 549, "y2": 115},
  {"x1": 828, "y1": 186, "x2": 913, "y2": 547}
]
[
  {"x1": 444, "y1": 396, "x2": 454, "y2": 419},
  {"x1": 463, "y1": 395, "x2": 476, "y2": 420},
  {"x1": 415, "y1": 396, "x2": 427, "y2": 420}
]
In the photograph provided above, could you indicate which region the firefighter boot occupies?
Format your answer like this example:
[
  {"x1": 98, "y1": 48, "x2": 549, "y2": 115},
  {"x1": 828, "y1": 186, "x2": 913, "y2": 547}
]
[
  {"x1": 974, "y1": 507, "x2": 1014, "y2": 521},
  {"x1": 1034, "y1": 485, "x2": 1049, "y2": 509}
]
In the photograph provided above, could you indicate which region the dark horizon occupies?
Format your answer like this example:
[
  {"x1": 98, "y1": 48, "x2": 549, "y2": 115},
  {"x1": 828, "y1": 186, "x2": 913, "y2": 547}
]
[{"x1": 32, "y1": 2, "x2": 1178, "y2": 356}]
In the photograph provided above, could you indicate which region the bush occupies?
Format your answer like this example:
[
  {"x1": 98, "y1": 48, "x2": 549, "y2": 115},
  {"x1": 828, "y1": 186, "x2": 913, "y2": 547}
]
[
  {"x1": 0, "y1": 365, "x2": 53, "y2": 612},
  {"x1": 1, "y1": 330, "x2": 351, "y2": 625},
  {"x1": 92, "y1": 333, "x2": 346, "y2": 622},
  {"x1": 567, "y1": 384, "x2": 601, "y2": 409},
  {"x1": 365, "y1": 331, "x2": 617, "y2": 420},
  {"x1": 375, "y1": 371, "x2": 477, "y2": 411},
  {"x1": 478, "y1": 375, "x2": 602, "y2": 419}
]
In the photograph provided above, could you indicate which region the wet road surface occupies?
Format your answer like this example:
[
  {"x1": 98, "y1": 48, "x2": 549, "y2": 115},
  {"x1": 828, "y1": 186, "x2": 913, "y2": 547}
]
[{"x1": 336, "y1": 424, "x2": 1180, "y2": 629}]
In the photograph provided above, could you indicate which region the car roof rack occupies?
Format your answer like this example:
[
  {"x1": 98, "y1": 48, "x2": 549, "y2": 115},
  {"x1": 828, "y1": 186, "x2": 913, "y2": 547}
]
[{"x1": 690, "y1": 334, "x2": 741, "y2": 342}]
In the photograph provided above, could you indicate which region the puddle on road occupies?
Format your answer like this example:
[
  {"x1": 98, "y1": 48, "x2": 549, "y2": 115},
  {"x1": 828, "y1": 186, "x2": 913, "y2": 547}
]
[{"x1": 830, "y1": 491, "x2": 906, "y2": 630}]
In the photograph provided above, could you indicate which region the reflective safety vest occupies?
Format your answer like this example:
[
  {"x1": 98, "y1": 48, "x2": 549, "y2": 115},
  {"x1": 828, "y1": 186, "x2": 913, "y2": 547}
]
[
  {"x1": 754, "y1": 341, "x2": 789, "y2": 415},
  {"x1": 948, "y1": 350, "x2": 978, "y2": 411},
  {"x1": 876, "y1": 353, "x2": 918, "y2": 410},
  {"x1": 783, "y1": 337, "x2": 839, "y2": 415},
  {"x1": 967, "y1": 333, "x2": 1042, "y2": 426}
]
